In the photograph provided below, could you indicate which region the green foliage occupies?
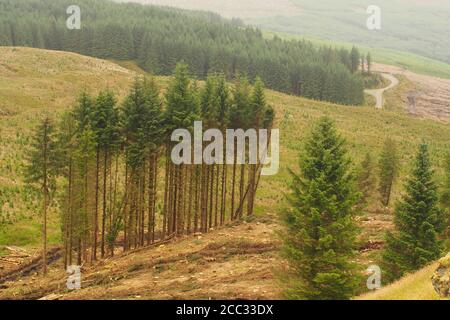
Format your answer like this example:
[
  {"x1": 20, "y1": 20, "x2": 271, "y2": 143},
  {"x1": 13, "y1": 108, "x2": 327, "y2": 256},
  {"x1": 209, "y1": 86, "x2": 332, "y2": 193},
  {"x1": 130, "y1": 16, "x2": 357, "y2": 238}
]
[
  {"x1": 378, "y1": 138, "x2": 399, "y2": 207},
  {"x1": 90, "y1": 90, "x2": 121, "y2": 151},
  {"x1": 123, "y1": 76, "x2": 164, "y2": 168},
  {"x1": 350, "y1": 46, "x2": 360, "y2": 74},
  {"x1": 281, "y1": 117, "x2": 360, "y2": 300},
  {"x1": 255, "y1": 0, "x2": 450, "y2": 66},
  {"x1": 357, "y1": 152, "x2": 376, "y2": 208},
  {"x1": 0, "y1": 0, "x2": 364, "y2": 105},
  {"x1": 25, "y1": 115, "x2": 58, "y2": 194},
  {"x1": 441, "y1": 153, "x2": 450, "y2": 239},
  {"x1": 165, "y1": 63, "x2": 200, "y2": 133},
  {"x1": 383, "y1": 143, "x2": 445, "y2": 282},
  {"x1": 441, "y1": 153, "x2": 450, "y2": 210}
]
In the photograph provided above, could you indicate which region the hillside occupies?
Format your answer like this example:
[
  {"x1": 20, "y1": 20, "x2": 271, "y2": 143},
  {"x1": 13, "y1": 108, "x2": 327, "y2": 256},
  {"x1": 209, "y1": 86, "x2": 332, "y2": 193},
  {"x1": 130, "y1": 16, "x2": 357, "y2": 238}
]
[
  {"x1": 357, "y1": 263, "x2": 441, "y2": 300},
  {"x1": 263, "y1": 31, "x2": 450, "y2": 80},
  {"x1": 1, "y1": 47, "x2": 450, "y2": 299},
  {"x1": 126, "y1": 0, "x2": 450, "y2": 66},
  {"x1": 0, "y1": 47, "x2": 136, "y2": 249},
  {"x1": 0, "y1": 214, "x2": 282, "y2": 300}
]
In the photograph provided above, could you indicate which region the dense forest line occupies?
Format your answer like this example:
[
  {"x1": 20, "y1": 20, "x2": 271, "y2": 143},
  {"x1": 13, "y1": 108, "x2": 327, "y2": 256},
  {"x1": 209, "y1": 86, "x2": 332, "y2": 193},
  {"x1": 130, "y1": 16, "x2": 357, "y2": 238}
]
[
  {"x1": 26, "y1": 64, "x2": 274, "y2": 269},
  {"x1": 0, "y1": 0, "x2": 364, "y2": 105}
]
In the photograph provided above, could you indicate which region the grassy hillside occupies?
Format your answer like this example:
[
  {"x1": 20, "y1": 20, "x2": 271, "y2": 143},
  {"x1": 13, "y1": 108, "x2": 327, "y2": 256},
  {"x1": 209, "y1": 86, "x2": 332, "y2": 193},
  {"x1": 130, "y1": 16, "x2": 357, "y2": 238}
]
[
  {"x1": 1, "y1": 47, "x2": 450, "y2": 270},
  {"x1": 263, "y1": 30, "x2": 450, "y2": 80},
  {"x1": 0, "y1": 47, "x2": 136, "y2": 247},
  {"x1": 357, "y1": 263, "x2": 441, "y2": 300}
]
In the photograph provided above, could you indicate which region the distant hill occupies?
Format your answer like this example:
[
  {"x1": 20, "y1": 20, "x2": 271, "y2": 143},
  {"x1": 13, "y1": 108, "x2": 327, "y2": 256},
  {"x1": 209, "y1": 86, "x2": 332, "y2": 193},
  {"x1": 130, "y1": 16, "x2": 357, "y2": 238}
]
[{"x1": 120, "y1": 0, "x2": 450, "y2": 66}]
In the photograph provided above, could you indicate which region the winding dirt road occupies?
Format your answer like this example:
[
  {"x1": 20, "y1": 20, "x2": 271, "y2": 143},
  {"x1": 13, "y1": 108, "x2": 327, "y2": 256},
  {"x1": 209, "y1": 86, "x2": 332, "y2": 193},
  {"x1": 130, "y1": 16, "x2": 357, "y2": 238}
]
[{"x1": 365, "y1": 73, "x2": 399, "y2": 109}]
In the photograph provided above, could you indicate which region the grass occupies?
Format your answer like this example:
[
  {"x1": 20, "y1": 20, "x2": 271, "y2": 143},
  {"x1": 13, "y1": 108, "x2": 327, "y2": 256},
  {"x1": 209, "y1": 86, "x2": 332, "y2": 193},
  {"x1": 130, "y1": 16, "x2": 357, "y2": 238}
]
[
  {"x1": 263, "y1": 30, "x2": 450, "y2": 80},
  {"x1": 0, "y1": 46, "x2": 136, "y2": 248},
  {"x1": 357, "y1": 263, "x2": 441, "y2": 300}
]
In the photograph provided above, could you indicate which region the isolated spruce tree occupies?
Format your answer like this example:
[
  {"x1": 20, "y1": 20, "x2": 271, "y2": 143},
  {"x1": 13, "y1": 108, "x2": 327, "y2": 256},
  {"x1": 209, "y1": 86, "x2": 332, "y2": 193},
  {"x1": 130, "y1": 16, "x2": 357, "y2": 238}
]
[
  {"x1": 25, "y1": 115, "x2": 57, "y2": 275},
  {"x1": 282, "y1": 117, "x2": 360, "y2": 300},
  {"x1": 350, "y1": 46, "x2": 360, "y2": 74},
  {"x1": 383, "y1": 143, "x2": 445, "y2": 281},
  {"x1": 440, "y1": 153, "x2": 450, "y2": 238},
  {"x1": 378, "y1": 138, "x2": 399, "y2": 206},
  {"x1": 357, "y1": 152, "x2": 376, "y2": 208},
  {"x1": 366, "y1": 53, "x2": 372, "y2": 74}
]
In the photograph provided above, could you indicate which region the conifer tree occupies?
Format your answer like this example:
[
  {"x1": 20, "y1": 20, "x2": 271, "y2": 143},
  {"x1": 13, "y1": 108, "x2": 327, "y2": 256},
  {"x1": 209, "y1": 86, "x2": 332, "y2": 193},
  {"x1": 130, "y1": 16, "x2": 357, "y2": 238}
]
[
  {"x1": 25, "y1": 115, "x2": 57, "y2": 275},
  {"x1": 164, "y1": 63, "x2": 199, "y2": 235},
  {"x1": 357, "y1": 152, "x2": 376, "y2": 208},
  {"x1": 440, "y1": 153, "x2": 450, "y2": 238},
  {"x1": 378, "y1": 138, "x2": 399, "y2": 207},
  {"x1": 366, "y1": 53, "x2": 372, "y2": 74},
  {"x1": 90, "y1": 90, "x2": 120, "y2": 258},
  {"x1": 281, "y1": 117, "x2": 360, "y2": 300},
  {"x1": 350, "y1": 46, "x2": 360, "y2": 74},
  {"x1": 383, "y1": 143, "x2": 445, "y2": 281}
]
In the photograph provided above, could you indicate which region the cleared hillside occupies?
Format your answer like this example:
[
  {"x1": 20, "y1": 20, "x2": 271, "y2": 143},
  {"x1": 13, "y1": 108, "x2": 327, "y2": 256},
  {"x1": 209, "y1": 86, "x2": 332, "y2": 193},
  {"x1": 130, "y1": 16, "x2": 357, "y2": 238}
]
[{"x1": 1, "y1": 48, "x2": 450, "y2": 299}]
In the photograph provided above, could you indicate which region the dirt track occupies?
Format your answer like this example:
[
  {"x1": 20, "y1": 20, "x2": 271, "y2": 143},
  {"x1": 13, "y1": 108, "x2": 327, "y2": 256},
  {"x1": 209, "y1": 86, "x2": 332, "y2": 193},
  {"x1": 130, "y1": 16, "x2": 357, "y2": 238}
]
[
  {"x1": 372, "y1": 63, "x2": 450, "y2": 123},
  {"x1": 364, "y1": 73, "x2": 399, "y2": 109}
]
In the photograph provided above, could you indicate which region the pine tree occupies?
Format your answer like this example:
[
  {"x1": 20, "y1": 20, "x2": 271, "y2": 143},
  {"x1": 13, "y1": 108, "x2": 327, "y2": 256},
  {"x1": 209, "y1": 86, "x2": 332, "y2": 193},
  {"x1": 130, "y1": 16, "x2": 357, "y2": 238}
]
[
  {"x1": 357, "y1": 152, "x2": 376, "y2": 208},
  {"x1": 378, "y1": 138, "x2": 399, "y2": 207},
  {"x1": 281, "y1": 117, "x2": 360, "y2": 300},
  {"x1": 350, "y1": 46, "x2": 360, "y2": 74},
  {"x1": 366, "y1": 53, "x2": 372, "y2": 74},
  {"x1": 383, "y1": 143, "x2": 445, "y2": 281},
  {"x1": 25, "y1": 115, "x2": 57, "y2": 275},
  {"x1": 164, "y1": 63, "x2": 199, "y2": 235},
  {"x1": 440, "y1": 153, "x2": 450, "y2": 238}
]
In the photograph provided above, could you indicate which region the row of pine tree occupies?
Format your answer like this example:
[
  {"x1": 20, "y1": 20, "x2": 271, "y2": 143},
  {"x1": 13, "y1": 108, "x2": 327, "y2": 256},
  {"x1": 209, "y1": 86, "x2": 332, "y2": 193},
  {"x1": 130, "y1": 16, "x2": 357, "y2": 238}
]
[
  {"x1": 0, "y1": 0, "x2": 364, "y2": 105},
  {"x1": 26, "y1": 64, "x2": 274, "y2": 272},
  {"x1": 282, "y1": 117, "x2": 450, "y2": 299}
]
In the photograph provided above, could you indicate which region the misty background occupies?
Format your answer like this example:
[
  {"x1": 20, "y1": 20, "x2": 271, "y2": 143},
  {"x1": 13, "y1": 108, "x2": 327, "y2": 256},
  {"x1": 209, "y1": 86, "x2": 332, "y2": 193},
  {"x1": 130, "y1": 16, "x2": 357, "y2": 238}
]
[{"x1": 114, "y1": 0, "x2": 450, "y2": 64}]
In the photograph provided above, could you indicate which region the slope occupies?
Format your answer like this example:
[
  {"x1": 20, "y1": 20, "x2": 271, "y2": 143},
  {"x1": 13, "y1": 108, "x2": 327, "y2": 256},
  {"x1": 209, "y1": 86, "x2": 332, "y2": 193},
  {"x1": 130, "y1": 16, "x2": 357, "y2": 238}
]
[
  {"x1": 357, "y1": 263, "x2": 441, "y2": 300},
  {"x1": 0, "y1": 48, "x2": 450, "y2": 299}
]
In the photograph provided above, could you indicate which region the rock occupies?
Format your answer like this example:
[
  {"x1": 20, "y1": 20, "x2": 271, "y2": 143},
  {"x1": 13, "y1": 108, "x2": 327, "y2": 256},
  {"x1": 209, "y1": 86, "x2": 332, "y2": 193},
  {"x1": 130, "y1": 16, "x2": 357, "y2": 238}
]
[{"x1": 431, "y1": 253, "x2": 450, "y2": 297}]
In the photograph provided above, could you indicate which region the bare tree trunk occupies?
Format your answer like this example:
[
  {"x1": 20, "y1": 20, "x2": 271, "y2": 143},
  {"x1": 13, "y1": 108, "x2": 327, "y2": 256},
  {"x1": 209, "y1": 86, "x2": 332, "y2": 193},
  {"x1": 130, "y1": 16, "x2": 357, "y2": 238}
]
[
  {"x1": 231, "y1": 147, "x2": 237, "y2": 220},
  {"x1": 101, "y1": 149, "x2": 108, "y2": 258},
  {"x1": 42, "y1": 124, "x2": 48, "y2": 275},
  {"x1": 92, "y1": 147, "x2": 100, "y2": 261}
]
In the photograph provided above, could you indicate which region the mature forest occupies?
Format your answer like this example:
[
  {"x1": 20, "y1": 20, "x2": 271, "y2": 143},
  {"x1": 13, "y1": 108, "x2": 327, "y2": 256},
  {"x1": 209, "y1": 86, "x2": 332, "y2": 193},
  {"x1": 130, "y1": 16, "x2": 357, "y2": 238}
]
[
  {"x1": 0, "y1": 0, "x2": 364, "y2": 105},
  {"x1": 26, "y1": 64, "x2": 275, "y2": 268}
]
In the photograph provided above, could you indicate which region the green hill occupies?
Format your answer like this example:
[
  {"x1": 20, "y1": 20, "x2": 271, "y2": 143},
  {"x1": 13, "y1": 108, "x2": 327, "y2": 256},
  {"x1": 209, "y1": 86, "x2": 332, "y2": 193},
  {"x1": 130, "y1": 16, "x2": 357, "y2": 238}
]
[
  {"x1": 263, "y1": 30, "x2": 450, "y2": 80},
  {"x1": 1, "y1": 47, "x2": 449, "y2": 256}
]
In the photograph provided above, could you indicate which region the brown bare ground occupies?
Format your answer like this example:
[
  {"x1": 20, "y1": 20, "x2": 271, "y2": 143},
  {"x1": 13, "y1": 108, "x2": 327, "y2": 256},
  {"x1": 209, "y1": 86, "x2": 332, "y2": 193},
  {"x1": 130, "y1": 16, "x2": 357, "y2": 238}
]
[
  {"x1": 0, "y1": 215, "x2": 284, "y2": 300},
  {"x1": 372, "y1": 63, "x2": 450, "y2": 123}
]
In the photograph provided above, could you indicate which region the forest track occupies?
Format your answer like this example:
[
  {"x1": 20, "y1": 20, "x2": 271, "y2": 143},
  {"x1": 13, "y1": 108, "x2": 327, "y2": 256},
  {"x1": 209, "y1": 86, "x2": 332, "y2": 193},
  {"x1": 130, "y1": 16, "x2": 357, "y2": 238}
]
[
  {"x1": 364, "y1": 73, "x2": 399, "y2": 109},
  {"x1": 371, "y1": 62, "x2": 450, "y2": 123}
]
